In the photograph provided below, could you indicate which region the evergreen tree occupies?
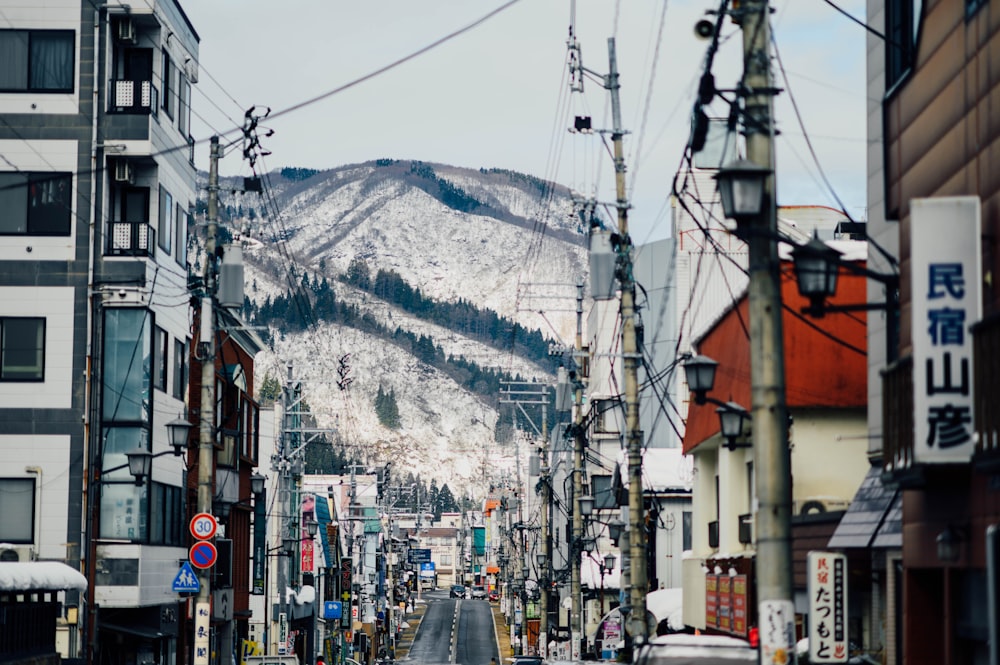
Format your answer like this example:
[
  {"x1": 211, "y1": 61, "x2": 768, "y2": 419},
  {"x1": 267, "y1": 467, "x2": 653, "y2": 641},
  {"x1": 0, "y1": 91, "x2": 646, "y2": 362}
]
[{"x1": 258, "y1": 374, "x2": 281, "y2": 404}]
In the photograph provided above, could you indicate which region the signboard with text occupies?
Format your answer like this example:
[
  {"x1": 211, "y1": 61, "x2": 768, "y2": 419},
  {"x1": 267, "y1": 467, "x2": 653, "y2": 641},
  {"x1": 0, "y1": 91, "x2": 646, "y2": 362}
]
[
  {"x1": 808, "y1": 551, "x2": 847, "y2": 663},
  {"x1": 705, "y1": 574, "x2": 718, "y2": 627},
  {"x1": 911, "y1": 196, "x2": 981, "y2": 464},
  {"x1": 717, "y1": 575, "x2": 732, "y2": 632},
  {"x1": 408, "y1": 548, "x2": 431, "y2": 564},
  {"x1": 731, "y1": 575, "x2": 748, "y2": 636}
]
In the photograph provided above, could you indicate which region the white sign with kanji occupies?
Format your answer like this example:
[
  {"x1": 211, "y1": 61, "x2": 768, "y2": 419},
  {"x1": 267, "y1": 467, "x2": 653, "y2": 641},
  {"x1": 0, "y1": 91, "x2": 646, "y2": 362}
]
[
  {"x1": 808, "y1": 551, "x2": 847, "y2": 663},
  {"x1": 911, "y1": 196, "x2": 981, "y2": 464},
  {"x1": 193, "y1": 601, "x2": 211, "y2": 665}
]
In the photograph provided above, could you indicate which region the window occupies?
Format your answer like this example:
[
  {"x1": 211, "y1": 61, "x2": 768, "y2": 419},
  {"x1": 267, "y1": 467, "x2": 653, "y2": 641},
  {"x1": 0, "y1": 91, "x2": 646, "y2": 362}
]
[
  {"x1": 0, "y1": 478, "x2": 35, "y2": 542},
  {"x1": 174, "y1": 202, "x2": 187, "y2": 267},
  {"x1": 161, "y1": 49, "x2": 173, "y2": 118},
  {"x1": 0, "y1": 30, "x2": 74, "y2": 92},
  {"x1": 886, "y1": 0, "x2": 921, "y2": 90},
  {"x1": 149, "y1": 482, "x2": 184, "y2": 546},
  {"x1": 102, "y1": 308, "x2": 150, "y2": 422},
  {"x1": 592, "y1": 474, "x2": 615, "y2": 510},
  {"x1": 178, "y1": 78, "x2": 191, "y2": 137},
  {"x1": 157, "y1": 186, "x2": 172, "y2": 253},
  {"x1": 682, "y1": 511, "x2": 692, "y2": 551},
  {"x1": 153, "y1": 326, "x2": 167, "y2": 392},
  {"x1": 1, "y1": 317, "x2": 44, "y2": 381},
  {"x1": 0, "y1": 172, "x2": 72, "y2": 235},
  {"x1": 172, "y1": 338, "x2": 187, "y2": 400}
]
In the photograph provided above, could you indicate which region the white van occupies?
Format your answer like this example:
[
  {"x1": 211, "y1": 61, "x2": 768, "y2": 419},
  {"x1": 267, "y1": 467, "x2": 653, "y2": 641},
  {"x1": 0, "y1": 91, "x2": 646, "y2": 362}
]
[{"x1": 244, "y1": 656, "x2": 300, "y2": 665}]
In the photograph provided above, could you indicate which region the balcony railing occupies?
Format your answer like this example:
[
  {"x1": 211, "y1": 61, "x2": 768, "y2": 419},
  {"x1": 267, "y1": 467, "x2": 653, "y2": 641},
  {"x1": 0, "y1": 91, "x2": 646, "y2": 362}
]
[
  {"x1": 707, "y1": 520, "x2": 719, "y2": 549},
  {"x1": 881, "y1": 355, "x2": 917, "y2": 485},
  {"x1": 973, "y1": 313, "x2": 1000, "y2": 471},
  {"x1": 108, "y1": 221, "x2": 154, "y2": 257},
  {"x1": 110, "y1": 79, "x2": 158, "y2": 114}
]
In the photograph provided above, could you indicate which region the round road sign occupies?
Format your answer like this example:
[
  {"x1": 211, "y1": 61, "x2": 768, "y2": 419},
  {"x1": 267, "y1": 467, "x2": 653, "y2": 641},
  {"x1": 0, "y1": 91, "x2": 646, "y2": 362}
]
[
  {"x1": 190, "y1": 512, "x2": 218, "y2": 540},
  {"x1": 189, "y1": 541, "x2": 218, "y2": 569}
]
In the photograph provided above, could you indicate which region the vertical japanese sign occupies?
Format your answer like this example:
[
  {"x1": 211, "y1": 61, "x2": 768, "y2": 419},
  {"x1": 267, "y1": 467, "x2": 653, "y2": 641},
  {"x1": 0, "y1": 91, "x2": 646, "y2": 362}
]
[
  {"x1": 705, "y1": 573, "x2": 718, "y2": 628},
  {"x1": 193, "y1": 601, "x2": 211, "y2": 665},
  {"x1": 912, "y1": 196, "x2": 981, "y2": 464},
  {"x1": 731, "y1": 575, "x2": 748, "y2": 636},
  {"x1": 252, "y1": 491, "x2": 266, "y2": 594},
  {"x1": 341, "y1": 557, "x2": 352, "y2": 629},
  {"x1": 718, "y1": 575, "x2": 732, "y2": 632},
  {"x1": 808, "y1": 551, "x2": 847, "y2": 663},
  {"x1": 302, "y1": 493, "x2": 315, "y2": 573}
]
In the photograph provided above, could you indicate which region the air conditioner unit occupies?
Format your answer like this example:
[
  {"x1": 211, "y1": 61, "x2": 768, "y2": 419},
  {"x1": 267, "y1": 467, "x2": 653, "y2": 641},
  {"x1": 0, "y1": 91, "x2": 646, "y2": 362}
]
[
  {"x1": 117, "y1": 18, "x2": 136, "y2": 43},
  {"x1": 114, "y1": 160, "x2": 134, "y2": 184},
  {"x1": 796, "y1": 497, "x2": 850, "y2": 516},
  {"x1": 0, "y1": 544, "x2": 36, "y2": 562}
]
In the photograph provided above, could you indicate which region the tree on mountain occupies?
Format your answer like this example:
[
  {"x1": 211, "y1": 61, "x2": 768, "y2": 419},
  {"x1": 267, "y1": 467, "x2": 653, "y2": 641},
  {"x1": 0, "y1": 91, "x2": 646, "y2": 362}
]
[
  {"x1": 346, "y1": 257, "x2": 371, "y2": 290},
  {"x1": 258, "y1": 374, "x2": 281, "y2": 405},
  {"x1": 374, "y1": 385, "x2": 401, "y2": 429},
  {"x1": 435, "y1": 483, "x2": 458, "y2": 516}
]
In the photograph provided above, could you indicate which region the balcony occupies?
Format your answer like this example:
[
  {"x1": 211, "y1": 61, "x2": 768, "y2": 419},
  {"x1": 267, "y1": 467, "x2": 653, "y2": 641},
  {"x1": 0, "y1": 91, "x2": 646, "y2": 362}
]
[
  {"x1": 881, "y1": 356, "x2": 920, "y2": 487},
  {"x1": 110, "y1": 79, "x2": 158, "y2": 115},
  {"x1": 973, "y1": 313, "x2": 1000, "y2": 472},
  {"x1": 108, "y1": 221, "x2": 155, "y2": 257}
]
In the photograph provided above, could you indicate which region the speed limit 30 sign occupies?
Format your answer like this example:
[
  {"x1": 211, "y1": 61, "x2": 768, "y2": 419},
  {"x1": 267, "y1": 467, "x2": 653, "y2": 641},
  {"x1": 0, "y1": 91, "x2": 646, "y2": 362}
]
[{"x1": 190, "y1": 513, "x2": 218, "y2": 540}]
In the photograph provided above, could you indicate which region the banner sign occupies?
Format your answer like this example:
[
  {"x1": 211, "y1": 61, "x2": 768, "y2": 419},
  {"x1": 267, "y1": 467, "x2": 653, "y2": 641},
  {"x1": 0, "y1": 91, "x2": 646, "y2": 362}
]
[
  {"x1": 911, "y1": 196, "x2": 981, "y2": 464},
  {"x1": 705, "y1": 574, "x2": 718, "y2": 627},
  {"x1": 252, "y1": 490, "x2": 266, "y2": 594},
  {"x1": 808, "y1": 552, "x2": 848, "y2": 663}
]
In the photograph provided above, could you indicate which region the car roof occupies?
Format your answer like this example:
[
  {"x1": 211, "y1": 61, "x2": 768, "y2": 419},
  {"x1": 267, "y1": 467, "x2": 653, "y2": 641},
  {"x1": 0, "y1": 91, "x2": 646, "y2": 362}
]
[{"x1": 638, "y1": 634, "x2": 756, "y2": 663}]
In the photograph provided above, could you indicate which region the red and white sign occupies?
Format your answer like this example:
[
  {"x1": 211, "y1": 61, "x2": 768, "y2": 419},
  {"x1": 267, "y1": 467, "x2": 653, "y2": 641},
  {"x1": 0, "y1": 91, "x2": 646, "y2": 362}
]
[
  {"x1": 190, "y1": 513, "x2": 218, "y2": 540},
  {"x1": 808, "y1": 551, "x2": 847, "y2": 663},
  {"x1": 190, "y1": 541, "x2": 218, "y2": 569}
]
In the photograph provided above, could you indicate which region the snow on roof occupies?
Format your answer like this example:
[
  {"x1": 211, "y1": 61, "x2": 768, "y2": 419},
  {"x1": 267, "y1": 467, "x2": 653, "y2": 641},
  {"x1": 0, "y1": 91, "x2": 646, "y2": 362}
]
[
  {"x1": 0, "y1": 562, "x2": 88, "y2": 591},
  {"x1": 617, "y1": 447, "x2": 693, "y2": 492}
]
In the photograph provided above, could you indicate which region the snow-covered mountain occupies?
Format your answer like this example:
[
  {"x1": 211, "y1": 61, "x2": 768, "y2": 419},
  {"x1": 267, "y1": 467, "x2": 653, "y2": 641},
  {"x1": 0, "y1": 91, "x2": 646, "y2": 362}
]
[{"x1": 216, "y1": 160, "x2": 591, "y2": 495}]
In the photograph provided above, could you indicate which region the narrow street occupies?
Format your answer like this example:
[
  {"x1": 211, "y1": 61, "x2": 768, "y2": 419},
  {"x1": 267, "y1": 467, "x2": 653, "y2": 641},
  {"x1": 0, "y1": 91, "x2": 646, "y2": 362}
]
[{"x1": 399, "y1": 589, "x2": 501, "y2": 665}]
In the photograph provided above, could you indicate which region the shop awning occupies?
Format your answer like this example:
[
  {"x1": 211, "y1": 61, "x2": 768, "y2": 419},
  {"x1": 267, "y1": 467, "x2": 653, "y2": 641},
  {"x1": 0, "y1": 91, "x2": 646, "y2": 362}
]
[{"x1": 827, "y1": 464, "x2": 900, "y2": 549}]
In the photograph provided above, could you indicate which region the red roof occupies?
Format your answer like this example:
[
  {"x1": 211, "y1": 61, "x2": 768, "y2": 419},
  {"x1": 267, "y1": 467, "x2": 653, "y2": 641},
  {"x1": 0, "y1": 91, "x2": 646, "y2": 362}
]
[{"x1": 682, "y1": 261, "x2": 868, "y2": 453}]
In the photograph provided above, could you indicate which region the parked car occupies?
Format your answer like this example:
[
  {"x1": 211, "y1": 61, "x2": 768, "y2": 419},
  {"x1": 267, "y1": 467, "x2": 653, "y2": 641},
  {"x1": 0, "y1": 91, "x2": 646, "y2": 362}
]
[
  {"x1": 488, "y1": 589, "x2": 500, "y2": 602},
  {"x1": 470, "y1": 585, "x2": 487, "y2": 599},
  {"x1": 449, "y1": 584, "x2": 466, "y2": 598},
  {"x1": 508, "y1": 657, "x2": 544, "y2": 665},
  {"x1": 634, "y1": 634, "x2": 757, "y2": 665}
]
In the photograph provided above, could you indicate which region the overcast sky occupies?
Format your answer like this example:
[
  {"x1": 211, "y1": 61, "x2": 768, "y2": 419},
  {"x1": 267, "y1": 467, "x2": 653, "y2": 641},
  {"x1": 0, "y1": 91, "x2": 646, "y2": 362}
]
[{"x1": 182, "y1": 0, "x2": 869, "y2": 243}]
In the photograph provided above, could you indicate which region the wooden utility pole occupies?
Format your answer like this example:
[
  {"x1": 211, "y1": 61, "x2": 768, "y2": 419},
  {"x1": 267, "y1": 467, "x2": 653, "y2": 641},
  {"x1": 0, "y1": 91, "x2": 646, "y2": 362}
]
[{"x1": 740, "y1": 3, "x2": 795, "y2": 663}]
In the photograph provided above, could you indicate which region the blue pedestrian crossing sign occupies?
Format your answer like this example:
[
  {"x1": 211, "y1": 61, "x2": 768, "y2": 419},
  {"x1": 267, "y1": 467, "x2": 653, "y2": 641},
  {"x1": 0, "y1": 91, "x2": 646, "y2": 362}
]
[{"x1": 172, "y1": 561, "x2": 201, "y2": 593}]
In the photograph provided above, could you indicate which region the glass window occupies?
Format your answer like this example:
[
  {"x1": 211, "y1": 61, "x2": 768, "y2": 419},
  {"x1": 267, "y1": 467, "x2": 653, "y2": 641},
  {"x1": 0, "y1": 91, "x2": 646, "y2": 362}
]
[
  {"x1": 0, "y1": 30, "x2": 74, "y2": 92},
  {"x1": 0, "y1": 478, "x2": 35, "y2": 542},
  {"x1": 886, "y1": 0, "x2": 921, "y2": 90},
  {"x1": 682, "y1": 511, "x2": 692, "y2": 552},
  {"x1": 157, "y1": 186, "x2": 172, "y2": 253},
  {"x1": 153, "y1": 326, "x2": 167, "y2": 392},
  {"x1": 0, "y1": 172, "x2": 72, "y2": 235},
  {"x1": 100, "y1": 481, "x2": 147, "y2": 540},
  {"x1": 1, "y1": 317, "x2": 44, "y2": 381},
  {"x1": 161, "y1": 49, "x2": 173, "y2": 118},
  {"x1": 102, "y1": 309, "x2": 151, "y2": 422},
  {"x1": 172, "y1": 338, "x2": 187, "y2": 400},
  {"x1": 149, "y1": 482, "x2": 184, "y2": 546},
  {"x1": 178, "y1": 78, "x2": 191, "y2": 137},
  {"x1": 174, "y1": 202, "x2": 187, "y2": 267}
]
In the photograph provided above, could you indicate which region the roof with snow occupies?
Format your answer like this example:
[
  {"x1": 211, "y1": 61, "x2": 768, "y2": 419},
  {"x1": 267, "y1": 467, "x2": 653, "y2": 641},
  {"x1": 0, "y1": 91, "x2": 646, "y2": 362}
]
[
  {"x1": 616, "y1": 447, "x2": 693, "y2": 493},
  {"x1": 0, "y1": 562, "x2": 88, "y2": 592}
]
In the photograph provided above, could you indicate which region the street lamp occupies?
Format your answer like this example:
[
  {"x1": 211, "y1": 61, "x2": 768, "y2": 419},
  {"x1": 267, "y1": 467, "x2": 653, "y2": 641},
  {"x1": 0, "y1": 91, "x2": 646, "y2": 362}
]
[
  {"x1": 683, "y1": 355, "x2": 752, "y2": 450},
  {"x1": 716, "y1": 402, "x2": 751, "y2": 451},
  {"x1": 601, "y1": 553, "x2": 617, "y2": 617},
  {"x1": 166, "y1": 416, "x2": 194, "y2": 456},
  {"x1": 251, "y1": 472, "x2": 266, "y2": 495},
  {"x1": 714, "y1": 158, "x2": 770, "y2": 224}
]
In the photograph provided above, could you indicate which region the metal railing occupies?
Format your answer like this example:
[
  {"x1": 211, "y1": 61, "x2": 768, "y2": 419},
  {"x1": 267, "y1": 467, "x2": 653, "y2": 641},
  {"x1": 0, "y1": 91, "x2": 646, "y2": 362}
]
[{"x1": 107, "y1": 221, "x2": 154, "y2": 257}]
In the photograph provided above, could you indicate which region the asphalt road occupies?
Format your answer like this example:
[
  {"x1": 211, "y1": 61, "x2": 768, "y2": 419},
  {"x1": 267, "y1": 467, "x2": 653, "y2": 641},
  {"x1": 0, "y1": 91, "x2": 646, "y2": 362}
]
[{"x1": 405, "y1": 589, "x2": 499, "y2": 665}]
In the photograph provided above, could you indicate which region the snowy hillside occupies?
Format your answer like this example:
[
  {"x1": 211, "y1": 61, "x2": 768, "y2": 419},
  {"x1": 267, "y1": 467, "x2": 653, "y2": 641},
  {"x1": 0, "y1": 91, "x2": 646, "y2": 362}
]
[{"x1": 213, "y1": 160, "x2": 589, "y2": 494}]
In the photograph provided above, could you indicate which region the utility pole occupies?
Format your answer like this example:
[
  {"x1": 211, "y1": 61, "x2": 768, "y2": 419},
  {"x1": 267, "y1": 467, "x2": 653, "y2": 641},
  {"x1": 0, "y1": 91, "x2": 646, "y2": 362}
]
[
  {"x1": 571, "y1": 282, "x2": 586, "y2": 662},
  {"x1": 741, "y1": 3, "x2": 795, "y2": 663},
  {"x1": 538, "y1": 404, "x2": 550, "y2": 660},
  {"x1": 600, "y1": 37, "x2": 649, "y2": 649},
  {"x1": 193, "y1": 135, "x2": 220, "y2": 665}
]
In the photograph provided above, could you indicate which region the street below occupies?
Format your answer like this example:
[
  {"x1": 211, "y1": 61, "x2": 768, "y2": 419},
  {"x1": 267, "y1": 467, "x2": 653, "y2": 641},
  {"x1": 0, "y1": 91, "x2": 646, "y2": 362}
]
[{"x1": 403, "y1": 589, "x2": 499, "y2": 665}]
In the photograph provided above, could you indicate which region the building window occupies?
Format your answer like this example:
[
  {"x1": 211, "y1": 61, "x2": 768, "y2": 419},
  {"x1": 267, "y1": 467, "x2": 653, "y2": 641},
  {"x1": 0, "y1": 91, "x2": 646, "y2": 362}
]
[
  {"x1": 0, "y1": 478, "x2": 35, "y2": 542},
  {"x1": 161, "y1": 49, "x2": 173, "y2": 118},
  {"x1": 172, "y1": 338, "x2": 187, "y2": 401},
  {"x1": 886, "y1": 0, "x2": 921, "y2": 90},
  {"x1": 0, "y1": 172, "x2": 72, "y2": 235},
  {"x1": 157, "y1": 186, "x2": 172, "y2": 253},
  {"x1": 592, "y1": 474, "x2": 615, "y2": 510},
  {"x1": 178, "y1": 78, "x2": 191, "y2": 137},
  {"x1": 99, "y1": 426, "x2": 150, "y2": 540},
  {"x1": 1, "y1": 317, "x2": 44, "y2": 381},
  {"x1": 149, "y1": 482, "x2": 184, "y2": 546},
  {"x1": 682, "y1": 511, "x2": 692, "y2": 552},
  {"x1": 441, "y1": 554, "x2": 452, "y2": 566},
  {"x1": 152, "y1": 326, "x2": 168, "y2": 392},
  {"x1": 967, "y1": 0, "x2": 986, "y2": 17},
  {"x1": 102, "y1": 308, "x2": 151, "y2": 422},
  {"x1": 0, "y1": 30, "x2": 74, "y2": 92},
  {"x1": 175, "y1": 202, "x2": 187, "y2": 267}
]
